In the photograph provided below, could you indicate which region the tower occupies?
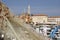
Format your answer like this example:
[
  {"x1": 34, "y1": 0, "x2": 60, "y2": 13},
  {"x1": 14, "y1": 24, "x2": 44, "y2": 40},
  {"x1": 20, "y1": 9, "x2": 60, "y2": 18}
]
[{"x1": 27, "y1": 5, "x2": 30, "y2": 14}]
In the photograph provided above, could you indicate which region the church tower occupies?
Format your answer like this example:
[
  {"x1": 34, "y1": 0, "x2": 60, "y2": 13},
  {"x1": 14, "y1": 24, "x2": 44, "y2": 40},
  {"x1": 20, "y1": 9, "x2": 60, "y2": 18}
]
[{"x1": 27, "y1": 5, "x2": 30, "y2": 14}]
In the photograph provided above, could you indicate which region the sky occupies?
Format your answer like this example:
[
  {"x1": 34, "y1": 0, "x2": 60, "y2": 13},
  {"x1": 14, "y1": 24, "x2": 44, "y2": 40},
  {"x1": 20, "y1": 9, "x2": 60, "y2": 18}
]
[{"x1": 2, "y1": 0, "x2": 60, "y2": 16}]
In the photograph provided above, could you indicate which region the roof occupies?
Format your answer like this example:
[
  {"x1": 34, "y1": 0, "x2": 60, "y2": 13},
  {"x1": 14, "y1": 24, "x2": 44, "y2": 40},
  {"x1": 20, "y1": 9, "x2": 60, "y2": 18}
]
[
  {"x1": 49, "y1": 16, "x2": 60, "y2": 18},
  {"x1": 31, "y1": 14, "x2": 48, "y2": 16}
]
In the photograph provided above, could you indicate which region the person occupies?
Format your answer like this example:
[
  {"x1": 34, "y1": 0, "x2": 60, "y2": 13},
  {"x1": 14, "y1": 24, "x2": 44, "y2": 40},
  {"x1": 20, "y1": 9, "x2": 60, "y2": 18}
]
[
  {"x1": 43, "y1": 26, "x2": 47, "y2": 36},
  {"x1": 39, "y1": 27, "x2": 44, "y2": 36}
]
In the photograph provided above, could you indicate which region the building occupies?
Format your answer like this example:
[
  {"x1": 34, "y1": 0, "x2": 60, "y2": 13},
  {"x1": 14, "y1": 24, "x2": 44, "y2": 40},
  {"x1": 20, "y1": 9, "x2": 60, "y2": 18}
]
[
  {"x1": 19, "y1": 13, "x2": 32, "y2": 23},
  {"x1": 31, "y1": 14, "x2": 48, "y2": 24},
  {"x1": 19, "y1": 5, "x2": 32, "y2": 23},
  {"x1": 48, "y1": 16, "x2": 60, "y2": 25}
]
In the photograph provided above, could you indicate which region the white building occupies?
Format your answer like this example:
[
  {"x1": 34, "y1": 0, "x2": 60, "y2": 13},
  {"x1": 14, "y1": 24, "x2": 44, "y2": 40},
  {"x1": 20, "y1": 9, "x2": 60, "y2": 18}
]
[
  {"x1": 48, "y1": 16, "x2": 60, "y2": 25},
  {"x1": 31, "y1": 14, "x2": 48, "y2": 24}
]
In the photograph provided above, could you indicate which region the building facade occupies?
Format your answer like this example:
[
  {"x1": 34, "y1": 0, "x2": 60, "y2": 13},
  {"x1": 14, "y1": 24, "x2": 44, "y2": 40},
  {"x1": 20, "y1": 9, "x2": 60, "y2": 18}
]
[
  {"x1": 19, "y1": 13, "x2": 60, "y2": 25},
  {"x1": 48, "y1": 16, "x2": 60, "y2": 25},
  {"x1": 31, "y1": 14, "x2": 48, "y2": 24}
]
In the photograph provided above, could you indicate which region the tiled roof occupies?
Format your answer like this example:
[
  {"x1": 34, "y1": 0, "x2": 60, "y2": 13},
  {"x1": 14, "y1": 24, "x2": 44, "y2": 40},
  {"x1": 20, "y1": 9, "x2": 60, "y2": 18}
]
[
  {"x1": 31, "y1": 14, "x2": 48, "y2": 16},
  {"x1": 49, "y1": 16, "x2": 60, "y2": 18}
]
